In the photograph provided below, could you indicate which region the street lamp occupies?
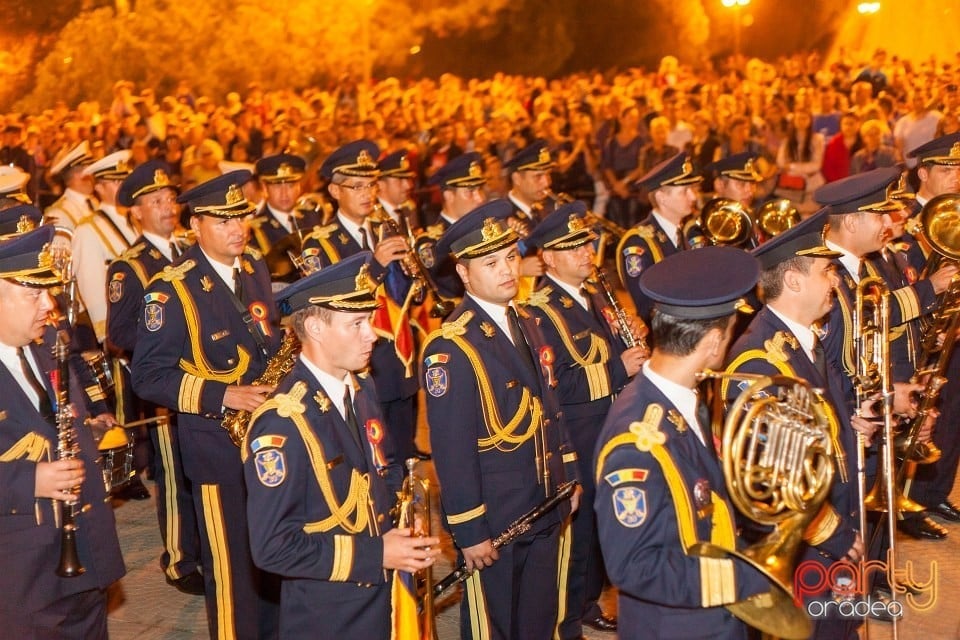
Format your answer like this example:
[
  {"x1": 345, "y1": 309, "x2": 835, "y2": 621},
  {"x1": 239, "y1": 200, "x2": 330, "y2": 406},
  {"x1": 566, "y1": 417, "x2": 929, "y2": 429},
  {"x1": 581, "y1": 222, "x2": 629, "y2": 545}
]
[
  {"x1": 721, "y1": 0, "x2": 751, "y2": 59},
  {"x1": 857, "y1": 2, "x2": 881, "y2": 14}
]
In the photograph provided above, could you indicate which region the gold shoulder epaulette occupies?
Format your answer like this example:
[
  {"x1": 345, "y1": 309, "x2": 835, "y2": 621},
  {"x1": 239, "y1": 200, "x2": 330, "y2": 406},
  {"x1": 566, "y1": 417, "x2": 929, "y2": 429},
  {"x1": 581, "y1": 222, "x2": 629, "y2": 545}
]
[
  {"x1": 154, "y1": 259, "x2": 196, "y2": 283},
  {"x1": 303, "y1": 223, "x2": 339, "y2": 242},
  {"x1": 244, "y1": 246, "x2": 263, "y2": 261},
  {"x1": 419, "y1": 223, "x2": 445, "y2": 241},
  {"x1": 521, "y1": 287, "x2": 552, "y2": 308},
  {"x1": 248, "y1": 215, "x2": 268, "y2": 229},
  {"x1": 440, "y1": 309, "x2": 473, "y2": 339},
  {"x1": 763, "y1": 331, "x2": 799, "y2": 363},
  {"x1": 118, "y1": 242, "x2": 146, "y2": 262},
  {"x1": 632, "y1": 224, "x2": 656, "y2": 239}
]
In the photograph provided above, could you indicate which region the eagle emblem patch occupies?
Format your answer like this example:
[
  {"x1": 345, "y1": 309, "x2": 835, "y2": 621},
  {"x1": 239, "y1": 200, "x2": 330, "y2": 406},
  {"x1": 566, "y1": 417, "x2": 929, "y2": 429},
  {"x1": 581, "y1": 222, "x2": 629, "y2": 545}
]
[{"x1": 613, "y1": 486, "x2": 647, "y2": 528}]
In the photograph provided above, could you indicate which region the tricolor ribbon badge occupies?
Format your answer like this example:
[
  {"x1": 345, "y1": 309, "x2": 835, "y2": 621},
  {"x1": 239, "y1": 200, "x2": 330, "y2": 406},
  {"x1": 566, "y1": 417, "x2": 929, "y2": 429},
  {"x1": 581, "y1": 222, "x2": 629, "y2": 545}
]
[
  {"x1": 539, "y1": 345, "x2": 557, "y2": 388},
  {"x1": 365, "y1": 418, "x2": 389, "y2": 471},
  {"x1": 248, "y1": 301, "x2": 273, "y2": 337}
]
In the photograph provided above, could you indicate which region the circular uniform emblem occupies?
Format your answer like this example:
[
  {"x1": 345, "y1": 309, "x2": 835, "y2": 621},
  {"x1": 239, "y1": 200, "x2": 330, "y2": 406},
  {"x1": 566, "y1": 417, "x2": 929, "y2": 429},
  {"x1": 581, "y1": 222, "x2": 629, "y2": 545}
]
[{"x1": 693, "y1": 478, "x2": 712, "y2": 511}]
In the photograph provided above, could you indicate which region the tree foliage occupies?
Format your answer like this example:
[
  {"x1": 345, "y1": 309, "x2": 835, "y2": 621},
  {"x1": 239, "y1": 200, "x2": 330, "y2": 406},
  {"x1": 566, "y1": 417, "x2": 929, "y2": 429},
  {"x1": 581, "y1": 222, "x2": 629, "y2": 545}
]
[{"x1": 19, "y1": 0, "x2": 510, "y2": 110}]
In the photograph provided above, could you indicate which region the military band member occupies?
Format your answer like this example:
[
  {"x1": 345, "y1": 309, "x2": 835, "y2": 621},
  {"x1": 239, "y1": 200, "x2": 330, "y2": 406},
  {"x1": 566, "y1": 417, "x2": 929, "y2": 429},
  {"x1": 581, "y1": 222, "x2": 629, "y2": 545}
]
[
  {"x1": 686, "y1": 152, "x2": 764, "y2": 250},
  {"x1": 814, "y1": 169, "x2": 955, "y2": 542},
  {"x1": 132, "y1": 170, "x2": 283, "y2": 639},
  {"x1": 423, "y1": 201, "x2": 580, "y2": 640},
  {"x1": 244, "y1": 252, "x2": 440, "y2": 640},
  {"x1": 108, "y1": 160, "x2": 204, "y2": 595},
  {"x1": 594, "y1": 246, "x2": 769, "y2": 640},
  {"x1": 617, "y1": 152, "x2": 702, "y2": 324},
  {"x1": 723, "y1": 211, "x2": 865, "y2": 638},
  {"x1": 0, "y1": 226, "x2": 125, "y2": 638},
  {"x1": 43, "y1": 140, "x2": 96, "y2": 234},
  {"x1": 0, "y1": 166, "x2": 33, "y2": 211},
  {"x1": 377, "y1": 149, "x2": 420, "y2": 234},
  {"x1": 300, "y1": 141, "x2": 422, "y2": 468},
  {"x1": 71, "y1": 150, "x2": 137, "y2": 345},
  {"x1": 250, "y1": 153, "x2": 319, "y2": 257},
  {"x1": 522, "y1": 201, "x2": 649, "y2": 639},
  {"x1": 903, "y1": 133, "x2": 960, "y2": 531},
  {"x1": 504, "y1": 140, "x2": 556, "y2": 283},
  {"x1": 420, "y1": 151, "x2": 488, "y2": 300},
  {"x1": 505, "y1": 139, "x2": 555, "y2": 227}
]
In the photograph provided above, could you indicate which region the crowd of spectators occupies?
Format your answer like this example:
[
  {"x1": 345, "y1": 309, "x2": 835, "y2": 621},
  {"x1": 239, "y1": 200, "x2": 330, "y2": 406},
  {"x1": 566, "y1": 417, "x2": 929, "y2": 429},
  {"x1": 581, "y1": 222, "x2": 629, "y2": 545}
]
[{"x1": 3, "y1": 48, "x2": 960, "y2": 222}]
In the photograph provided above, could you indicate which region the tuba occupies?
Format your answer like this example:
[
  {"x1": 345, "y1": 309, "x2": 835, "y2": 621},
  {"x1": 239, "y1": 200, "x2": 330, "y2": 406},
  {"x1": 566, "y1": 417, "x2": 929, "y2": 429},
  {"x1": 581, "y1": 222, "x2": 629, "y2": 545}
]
[
  {"x1": 696, "y1": 197, "x2": 758, "y2": 248},
  {"x1": 896, "y1": 195, "x2": 960, "y2": 464},
  {"x1": 756, "y1": 199, "x2": 801, "y2": 242},
  {"x1": 693, "y1": 372, "x2": 837, "y2": 640}
]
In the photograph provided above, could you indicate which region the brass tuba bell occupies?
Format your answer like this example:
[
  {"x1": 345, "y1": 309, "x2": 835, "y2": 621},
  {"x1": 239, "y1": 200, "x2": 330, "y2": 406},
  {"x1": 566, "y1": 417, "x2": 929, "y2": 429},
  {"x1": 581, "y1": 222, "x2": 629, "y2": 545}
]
[
  {"x1": 756, "y1": 199, "x2": 801, "y2": 241},
  {"x1": 698, "y1": 197, "x2": 757, "y2": 247}
]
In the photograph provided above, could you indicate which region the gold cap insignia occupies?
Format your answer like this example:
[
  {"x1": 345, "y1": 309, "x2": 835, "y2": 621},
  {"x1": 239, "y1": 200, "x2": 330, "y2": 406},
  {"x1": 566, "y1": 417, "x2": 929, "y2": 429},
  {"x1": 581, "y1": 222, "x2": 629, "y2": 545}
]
[
  {"x1": 16, "y1": 215, "x2": 35, "y2": 233},
  {"x1": 355, "y1": 263, "x2": 375, "y2": 292},
  {"x1": 481, "y1": 217, "x2": 502, "y2": 242},
  {"x1": 154, "y1": 169, "x2": 170, "y2": 186},
  {"x1": 567, "y1": 215, "x2": 585, "y2": 233},
  {"x1": 38, "y1": 243, "x2": 54, "y2": 269},
  {"x1": 357, "y1": 149, "x2": 373, "y2": 166},
  {"x1": 276, "y1": 163, "x2": 293, "y2": 177},
  {"x1": 538, "y1": 148, "x2": 551, "y2": 164},
  {"x1": 468, "y1": 161, "x2": 482, "y2": 178},
  {"x1": 116, "y1": 159, "x2": 131, "y2": 173},
  {"x1": 399, "y1": 155, "x2": 410, "y2": 171},
  {"x1": 951, "y1": 142, "x2": 960, "y2": 158},
  {"x1": 680, "y1": 160, "x2": 693, "y2": 177},
  {"x1": 225, "y1": 184, "x2": 244, "y2": 205}
]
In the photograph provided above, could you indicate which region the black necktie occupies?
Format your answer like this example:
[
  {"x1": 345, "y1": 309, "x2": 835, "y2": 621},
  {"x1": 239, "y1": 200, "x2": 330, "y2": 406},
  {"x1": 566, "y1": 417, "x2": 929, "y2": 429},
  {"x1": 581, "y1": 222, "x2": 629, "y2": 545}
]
[
  {"x1": 359, "y1": 227, "x2": 370, "y2": 251},
  {"x1": 18, "y1": 346, "x2": 53, "y2": 418},
  {"x1": 506, "y1": 306, "x2": 538, "y2": 377},
  {"x1": 85, "y1": 198, "x2": 96, "y2": 212},
  {"x1": 342, "y1": 386, "x2": 365, "y2": 452},
  {"x1": 233, "y1": 267, "x2": 244, "y2": 303},
  {"x1": 812, "y1": 338, "x2": 828, "y2": 382},
  {"x1": 170, "y1": 241, "x2": 181, "y2": 259},
  {"x1": 696, "y1": 400, "x2": 716, "y2": 457}
]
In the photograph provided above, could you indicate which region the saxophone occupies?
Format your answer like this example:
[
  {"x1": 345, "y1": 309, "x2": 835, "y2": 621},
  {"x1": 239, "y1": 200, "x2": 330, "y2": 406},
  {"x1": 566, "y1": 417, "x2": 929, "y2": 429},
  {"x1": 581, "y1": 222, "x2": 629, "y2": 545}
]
[{"x1": 222, "y1": 331, "x2": 301, "y2": 447}]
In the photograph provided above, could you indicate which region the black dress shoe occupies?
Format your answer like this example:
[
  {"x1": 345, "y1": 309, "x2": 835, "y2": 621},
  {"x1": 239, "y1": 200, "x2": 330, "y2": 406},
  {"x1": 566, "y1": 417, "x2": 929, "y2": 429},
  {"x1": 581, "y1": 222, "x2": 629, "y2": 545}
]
[
  {"x1": 927, "y1": 501, "x2": 960, "y2": 523},
  {"x1": 413, "y1": 448, "x2": 432, "y2": 461},
  {"x1": 114, "y1": 477, "x2": 151, "y2": 501},
  {"x1": 167, "y1": 570, "x2": 205, "y2": 596},
  {"x1": 897, "y1": 516, "x2": 948, "y2": 540},
  {"x1": 582, "y1": 613, "x2": 617, "y2": 632}
]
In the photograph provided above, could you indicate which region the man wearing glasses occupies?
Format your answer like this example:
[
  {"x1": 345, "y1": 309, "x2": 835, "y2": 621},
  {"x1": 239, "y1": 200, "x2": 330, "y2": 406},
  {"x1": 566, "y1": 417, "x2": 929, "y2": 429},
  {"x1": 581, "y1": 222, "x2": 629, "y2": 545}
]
[{"x1": 300, "y1": 140, "x2": 421, "y2": 463}]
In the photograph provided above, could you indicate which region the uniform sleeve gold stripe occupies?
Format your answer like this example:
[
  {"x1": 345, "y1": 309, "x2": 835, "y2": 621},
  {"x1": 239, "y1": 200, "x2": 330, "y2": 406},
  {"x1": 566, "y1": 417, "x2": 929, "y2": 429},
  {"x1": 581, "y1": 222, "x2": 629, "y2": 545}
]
[
  {"x1": 710, "y1": 492, "x2": 737, "y2": 549},
  {"x1": 331, "y1": 534, "x2": 354, "y2": 581},
  {"x1": 892, "y1": 287, "x2": 919, "y2": 322},
  {"x1": 447, "y1": 503, "x2": 486, "y2": 525},
  {"x1": 178, "y1": 374, "x2": 204, "y2": 413},
  {"x1": 699, "y1": 556, "x2": 737, "y2": 607},
  {"x1": 85, "y1": 385, "x2": 107, "y2": 402},
  {"x1": 803, "y1": 503, "x2": 840, "y2": 547},
  {"x1": 562, "y1": 452, "x2": 577, "y2": 464},
  {"x1": 649, "y1": 445, "x2": 699, "y2": 549},
  {"x1": 585, "y1": 362, "x2": 610, "y2": 401}
]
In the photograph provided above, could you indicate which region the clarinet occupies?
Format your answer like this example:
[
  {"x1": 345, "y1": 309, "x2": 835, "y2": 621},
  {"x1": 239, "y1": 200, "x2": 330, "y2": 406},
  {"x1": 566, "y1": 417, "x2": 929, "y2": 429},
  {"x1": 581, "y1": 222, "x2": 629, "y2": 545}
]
[
  {"x1": 432, "y1": 480, "x2": 577, "y2": 598},
  {"x1": 592, "y1": 266, "x2": 648, "y2": 353},
  {"x1": 54, "y1": 331, "x2": 85, "y2": 577}
]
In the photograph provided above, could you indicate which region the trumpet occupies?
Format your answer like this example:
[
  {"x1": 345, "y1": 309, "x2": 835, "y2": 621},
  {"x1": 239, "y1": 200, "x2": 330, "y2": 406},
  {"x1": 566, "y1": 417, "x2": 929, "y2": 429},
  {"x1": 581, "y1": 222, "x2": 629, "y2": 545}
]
[
  {"x1": 592, "y1": 266, "x2": 648, "y2": 354},
  {"x1": 755, "y1": 199, "x2": 800, "y2": 241},
  {"x1": 696, "y1": 371, "x2": 836, "y2": 640},
  {"x1": 695, "y1": 197, "x2": 758, "y2": 248},
  {"x1": 377, "y1": 214, "x2": 456, "y2": 318},
  {"x1": 395, "y1": 459, "x2": 438, "y2": 639}
]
